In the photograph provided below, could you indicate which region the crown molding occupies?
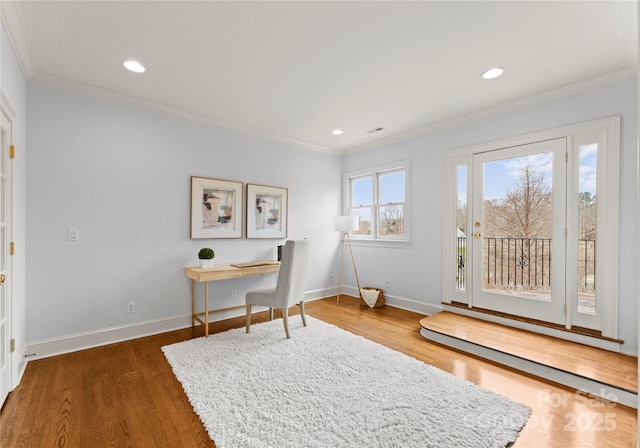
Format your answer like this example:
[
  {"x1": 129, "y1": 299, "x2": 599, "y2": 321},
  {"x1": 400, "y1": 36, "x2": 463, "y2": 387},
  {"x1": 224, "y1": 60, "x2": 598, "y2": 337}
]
[
  {"x1": 24, "y1": 66, "x2": 639, "y2": 158},
  {"x1": 30, "y1": 71, "x2": 342, "y2": 156},
  {"x1": 0, "y1": 0, "x2": 36, "y2": 79},
  {"x1": 345, "y1": 68, "x2": 637, "y2": 155}
]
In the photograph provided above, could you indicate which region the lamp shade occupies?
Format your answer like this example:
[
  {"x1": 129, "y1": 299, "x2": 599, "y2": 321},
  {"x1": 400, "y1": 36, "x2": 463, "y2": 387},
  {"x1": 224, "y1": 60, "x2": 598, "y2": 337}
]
[{"x1": 335, "y1": 215, "x2": 359, "y2": 232}]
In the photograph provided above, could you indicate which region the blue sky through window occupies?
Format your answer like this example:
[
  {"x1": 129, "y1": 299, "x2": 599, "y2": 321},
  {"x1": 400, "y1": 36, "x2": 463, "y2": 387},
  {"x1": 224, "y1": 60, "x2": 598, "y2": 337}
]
[
  {"x1": 353, "y1": 177, "x2": 372, "y2": 206},
  {"x1": 353, "y1": 171, "x2": 405, "y2": 205},
  {"x1": 457, "y1": 146, "x2": 597, "y2": 204},
  {"x1": 380, "y1": 172, "x2": 405, "y2": 203}
]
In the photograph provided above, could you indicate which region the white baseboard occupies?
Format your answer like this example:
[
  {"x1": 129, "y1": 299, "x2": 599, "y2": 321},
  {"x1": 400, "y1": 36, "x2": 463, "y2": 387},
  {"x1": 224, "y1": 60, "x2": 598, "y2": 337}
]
[
  {"x1": 26, "y1": 314, "x2": 194, "y2": 360},
  {"x1": 338, "y1": 285, "x2": 441, "y2": 316},
  {"x1": 385, "y1": 294, "x2": 441, "y2": 316},
  {"x1": 25, "y1": 287, "x2": 439, "y2": 361}
]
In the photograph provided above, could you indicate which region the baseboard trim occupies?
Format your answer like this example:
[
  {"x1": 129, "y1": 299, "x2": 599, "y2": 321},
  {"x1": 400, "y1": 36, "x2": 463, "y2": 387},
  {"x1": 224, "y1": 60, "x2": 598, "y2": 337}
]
[
  {"x1": 26, "y1": 314, "x2": 194, "y2": 360},
  {"x1": 386, "y1": 295, "x2": 442, "y2": 316},
  {"x1": 25, "y1": 287, "x2": 438, "y2": 361},
  {"x1": 338, "y1": 285, "x2": 441, "y2": 316},
  {"x1": 25, "y1": 289, "x2": 336, "y2": 360}
]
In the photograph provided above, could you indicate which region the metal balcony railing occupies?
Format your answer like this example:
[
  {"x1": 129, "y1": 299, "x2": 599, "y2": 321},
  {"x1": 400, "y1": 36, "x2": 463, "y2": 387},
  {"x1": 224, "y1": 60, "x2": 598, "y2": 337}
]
[{"x1": 455, "y1": 237, "x2": 596, "y2": 295}]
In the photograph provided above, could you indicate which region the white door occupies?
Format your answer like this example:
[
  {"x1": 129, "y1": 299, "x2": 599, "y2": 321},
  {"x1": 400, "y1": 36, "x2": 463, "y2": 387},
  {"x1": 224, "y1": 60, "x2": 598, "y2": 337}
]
[
  {"x1": 0, "y1": 107, "x2": 13, "y2": 406},
  {"x1": 472, "y1": 138, "x2": 567, "y2": 325}
]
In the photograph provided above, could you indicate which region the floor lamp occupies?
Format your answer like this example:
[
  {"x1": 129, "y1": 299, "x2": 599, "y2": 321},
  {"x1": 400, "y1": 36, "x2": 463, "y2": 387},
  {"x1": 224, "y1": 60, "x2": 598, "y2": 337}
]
[{"x1": 335, "y1": 215, "x2": 362, "y2": 306}]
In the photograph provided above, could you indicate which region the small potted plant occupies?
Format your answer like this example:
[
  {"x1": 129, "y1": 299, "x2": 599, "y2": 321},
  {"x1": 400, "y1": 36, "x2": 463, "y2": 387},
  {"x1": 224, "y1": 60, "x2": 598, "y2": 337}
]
[{"x1": 198, "y1": 247, "x2": 215, "y2": 268}]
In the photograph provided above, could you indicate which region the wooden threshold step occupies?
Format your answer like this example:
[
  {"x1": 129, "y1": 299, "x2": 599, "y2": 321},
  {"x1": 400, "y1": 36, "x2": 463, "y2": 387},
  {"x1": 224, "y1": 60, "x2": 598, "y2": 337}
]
[{"x1": 420, "y1": 311, "x2": 638, "y2": 409}]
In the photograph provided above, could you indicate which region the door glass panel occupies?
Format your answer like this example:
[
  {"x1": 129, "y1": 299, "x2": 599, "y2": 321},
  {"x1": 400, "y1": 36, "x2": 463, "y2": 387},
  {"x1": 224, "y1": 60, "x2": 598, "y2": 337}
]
[
  {"x1": 578, "y1": 144, "x2": 597, "y2": 314},
  {"x1": 456, "y1": 166, "x2": 467, "y2": 291},
  {"x1": 482, "y1": 152, "x2": 553, "y2": 301}
]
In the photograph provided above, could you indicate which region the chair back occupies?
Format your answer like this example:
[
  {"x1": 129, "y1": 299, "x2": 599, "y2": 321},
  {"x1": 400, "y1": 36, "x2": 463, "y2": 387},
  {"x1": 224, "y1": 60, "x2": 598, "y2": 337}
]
[{"x1": 274, "y1": 240, "x2": 310, "y2": 308}]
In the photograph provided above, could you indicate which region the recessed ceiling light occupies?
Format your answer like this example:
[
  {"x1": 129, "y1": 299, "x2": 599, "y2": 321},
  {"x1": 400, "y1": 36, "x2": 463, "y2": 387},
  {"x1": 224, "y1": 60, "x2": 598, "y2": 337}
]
[
  {"x1": 123, "y1": 60, "x2": 145, "y2": 73},
  {"x1": 331, "y1": 129, "x2": 343, "y2": 135},
  {"x1": 482, "y1": 67, "x2": 504, "y2": 79}
]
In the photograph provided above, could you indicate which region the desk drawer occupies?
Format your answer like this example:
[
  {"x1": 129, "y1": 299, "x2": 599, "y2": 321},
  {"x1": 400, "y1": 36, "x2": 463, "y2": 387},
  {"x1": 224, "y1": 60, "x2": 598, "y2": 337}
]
[{"x1": 242, "y1": 265, "x2": 279, "y2": 277}]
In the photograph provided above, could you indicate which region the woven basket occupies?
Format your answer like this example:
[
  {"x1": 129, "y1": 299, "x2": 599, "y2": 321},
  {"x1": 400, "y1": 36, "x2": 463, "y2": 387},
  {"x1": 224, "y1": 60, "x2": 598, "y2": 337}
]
[{"x1": 359, "y1": 287, "x2": 385, "y2": 308}]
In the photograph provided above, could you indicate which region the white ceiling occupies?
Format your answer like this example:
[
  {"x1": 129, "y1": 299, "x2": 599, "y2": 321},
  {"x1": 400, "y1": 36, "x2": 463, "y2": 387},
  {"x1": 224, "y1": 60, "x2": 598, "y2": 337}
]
[{"x1": 2, "y1": 1, "x2": 637, "y2": 154}]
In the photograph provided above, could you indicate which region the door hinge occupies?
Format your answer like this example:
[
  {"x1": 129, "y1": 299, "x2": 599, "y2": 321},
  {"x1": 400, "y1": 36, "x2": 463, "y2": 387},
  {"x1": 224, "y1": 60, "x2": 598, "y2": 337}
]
[
  {"x1": 564, "y1": 228, "x2": 567, "y2": 239},
  {"x1": 565, "y1": 151, "x2": 568, "y2": 163},
  {"x1": 9, "y1": 145, "x2": 15, "y2": 159},
  {"x1": 9, "y1": 242, "x2": 14, "y2": 256},
  {"x1": 10, "y1": 338, "x2": 15, "y2": 353},
  {"x1": 563, "y1": 304, "x2": 567, "y2": 316}
]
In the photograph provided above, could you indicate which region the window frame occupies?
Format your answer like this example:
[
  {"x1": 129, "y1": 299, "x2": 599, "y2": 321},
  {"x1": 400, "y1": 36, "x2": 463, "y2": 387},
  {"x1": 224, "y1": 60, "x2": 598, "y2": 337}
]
[{"x1": 343, "y1": 160, "x2": 410, "y2": 244}]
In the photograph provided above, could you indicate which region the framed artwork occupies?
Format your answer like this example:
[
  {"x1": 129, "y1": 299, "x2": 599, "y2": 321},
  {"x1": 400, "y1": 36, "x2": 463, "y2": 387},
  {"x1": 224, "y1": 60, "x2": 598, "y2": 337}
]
[
  {"x1": 191, "y1": 176, "x2": 243, "y2": 239},
  {"x1": 246, "y1": 184, "x2": 288, "y2": 239}
]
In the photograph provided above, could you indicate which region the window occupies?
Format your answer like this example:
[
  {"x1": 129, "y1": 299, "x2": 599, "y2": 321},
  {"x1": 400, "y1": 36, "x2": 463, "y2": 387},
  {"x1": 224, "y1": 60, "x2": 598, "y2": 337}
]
[{"x1": 344, "y1": 161, "x2": 409, "y2": 241}]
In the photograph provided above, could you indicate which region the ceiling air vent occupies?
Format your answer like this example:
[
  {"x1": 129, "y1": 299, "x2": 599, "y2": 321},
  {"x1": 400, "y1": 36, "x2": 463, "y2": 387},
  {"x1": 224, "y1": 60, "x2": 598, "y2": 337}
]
[{"x1": 366, "y1": 126, "x2": 385, "y2": 134}]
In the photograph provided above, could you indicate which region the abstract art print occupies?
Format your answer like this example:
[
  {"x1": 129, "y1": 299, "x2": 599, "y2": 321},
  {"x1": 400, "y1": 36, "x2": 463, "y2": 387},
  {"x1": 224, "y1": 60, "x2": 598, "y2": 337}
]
[
  {"x1": 190, "y1": 176, "x2": 243, "y2": 239},
  {"x1": 246, "y1": 184, "x2": 287, "y2": 238}
]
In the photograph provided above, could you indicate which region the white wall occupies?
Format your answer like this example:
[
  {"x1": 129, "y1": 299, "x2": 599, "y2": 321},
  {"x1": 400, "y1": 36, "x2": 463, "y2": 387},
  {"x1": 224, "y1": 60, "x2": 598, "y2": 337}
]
[
  {"x1": 25, "y1": 83, "x2": 342, "y2": 344},
  {"x1": 342, "y1": 78, "x2": 638, "y2": 355},
  {"x1": 1, "y1": 23, "x2": 28, "y2": 384},
  {"x1": 20, "y1": 71, "x2": 640, "y2": 357}
]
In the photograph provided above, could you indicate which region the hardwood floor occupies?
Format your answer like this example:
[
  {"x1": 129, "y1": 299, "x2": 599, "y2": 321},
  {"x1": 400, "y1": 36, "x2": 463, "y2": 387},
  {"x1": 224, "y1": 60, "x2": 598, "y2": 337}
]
[{"x1": 1, "y1": 296, "x2": 637, "y2": 447}]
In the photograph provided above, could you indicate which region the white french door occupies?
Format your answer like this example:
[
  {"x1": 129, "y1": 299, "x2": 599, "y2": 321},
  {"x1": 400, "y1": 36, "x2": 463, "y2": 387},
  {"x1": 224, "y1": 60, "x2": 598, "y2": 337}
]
[
  {"x1": 471, "y1": 138, "x2": 567, "y2": 325},
  {"x1": 0, "y1": 107, "x2": 13, "y2": 406},
  {"x1": 446, "y1": 118, "x2": 620, "y2": 339}
]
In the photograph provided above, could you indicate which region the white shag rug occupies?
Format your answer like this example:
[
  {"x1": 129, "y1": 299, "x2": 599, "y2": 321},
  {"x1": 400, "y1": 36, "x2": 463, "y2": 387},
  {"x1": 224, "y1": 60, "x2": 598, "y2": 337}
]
[{"x1": 162, "y1": 317, "x2": 529, "y2": 448}]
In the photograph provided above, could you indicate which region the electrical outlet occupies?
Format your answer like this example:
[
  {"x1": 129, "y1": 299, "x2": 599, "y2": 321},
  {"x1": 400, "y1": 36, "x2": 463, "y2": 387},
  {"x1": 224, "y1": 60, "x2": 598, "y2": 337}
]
[
  {"x1": 231, "y1": 288, "x2": 237, "y2": 297},
  {"x1": 127, "y1": 302, "x2": 135, "y2": 313},
  {"x1": 385, "y1": 279, "x2": 390, "y2": 287},
  {"x1": 68, "y1": 229, "x2": 79, "y2": 241}
]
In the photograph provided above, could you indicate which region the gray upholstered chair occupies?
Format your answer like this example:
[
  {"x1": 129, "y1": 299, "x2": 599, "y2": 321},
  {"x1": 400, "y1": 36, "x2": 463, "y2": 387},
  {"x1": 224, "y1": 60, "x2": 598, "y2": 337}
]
[{"x1": 245, "y1": 240, "x2": 310, "y2": 338}]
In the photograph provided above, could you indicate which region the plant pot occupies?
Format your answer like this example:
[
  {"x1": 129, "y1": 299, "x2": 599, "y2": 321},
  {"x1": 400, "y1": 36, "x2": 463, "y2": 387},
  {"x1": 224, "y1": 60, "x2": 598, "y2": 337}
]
[{"x1": 199, "y1": 259, "x2": 214, "y2": 268}]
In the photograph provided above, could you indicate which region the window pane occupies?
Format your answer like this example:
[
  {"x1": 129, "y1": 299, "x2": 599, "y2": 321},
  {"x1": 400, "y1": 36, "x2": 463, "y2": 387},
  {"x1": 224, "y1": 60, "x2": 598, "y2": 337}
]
[
  {"x1": 578, "y1": 144, "x2": 597, "y2": 315},
  {"x1": 352, "y1": 177, "x2": 372, "y2": 206},
  {"x1": 380, "y1": 171, "x2": 405, "y2": 203},
  {"x1": 351, "y1": 208, "x2": 371, "y2": 236},
  {"x1": 378, "y1": 205, "x2": 404, "y2": 237},
  {"x1": 456, "y1": 166, "x2": 467, "y2": 291}
]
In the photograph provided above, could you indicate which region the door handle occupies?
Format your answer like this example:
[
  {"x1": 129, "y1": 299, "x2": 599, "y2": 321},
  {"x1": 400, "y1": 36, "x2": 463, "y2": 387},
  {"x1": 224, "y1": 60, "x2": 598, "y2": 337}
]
[
  {"x1": 0, "y1": 274, "x2": 5, "y2": 284},
  {"x1": 474, "y1": 232, "x2": 481, "y2": 239}
]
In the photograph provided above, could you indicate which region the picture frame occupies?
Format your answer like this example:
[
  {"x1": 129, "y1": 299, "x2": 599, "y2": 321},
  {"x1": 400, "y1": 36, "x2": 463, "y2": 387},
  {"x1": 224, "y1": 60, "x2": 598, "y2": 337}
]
[
  {"x1": 191, "y1": 176, "x2": 243, "y2": 239},
  {"x1": 246, "y1": 184, "x2": 288, "y2": 239}
]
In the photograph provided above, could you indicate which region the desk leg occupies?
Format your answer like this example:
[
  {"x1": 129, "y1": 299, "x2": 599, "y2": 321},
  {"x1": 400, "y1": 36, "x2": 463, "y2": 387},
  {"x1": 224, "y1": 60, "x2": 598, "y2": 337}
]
[
  {"x1": 191, "y1": 279, "x2": 196, "y2": 328},
  {"x1": 205, "y1": 281, "x2": 209, "y2": 337}
]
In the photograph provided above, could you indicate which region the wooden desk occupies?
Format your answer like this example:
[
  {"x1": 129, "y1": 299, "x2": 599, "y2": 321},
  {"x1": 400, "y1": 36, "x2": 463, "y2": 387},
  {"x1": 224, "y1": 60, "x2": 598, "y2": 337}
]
[{"x1": 184, "y1": 262, "x2": 280, "y2": 337}]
